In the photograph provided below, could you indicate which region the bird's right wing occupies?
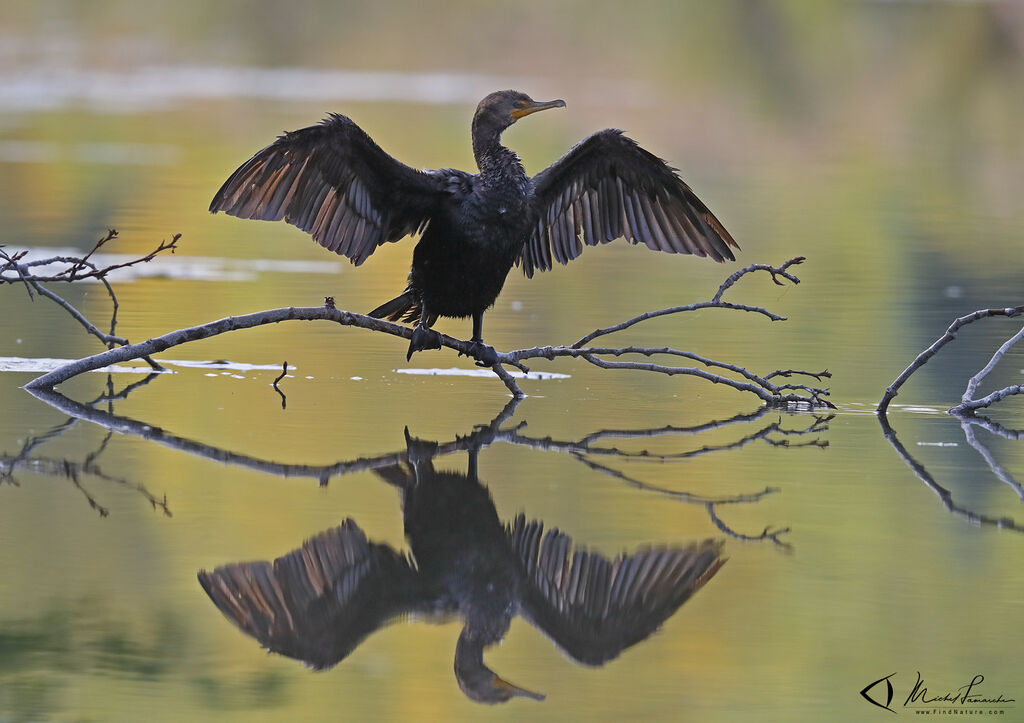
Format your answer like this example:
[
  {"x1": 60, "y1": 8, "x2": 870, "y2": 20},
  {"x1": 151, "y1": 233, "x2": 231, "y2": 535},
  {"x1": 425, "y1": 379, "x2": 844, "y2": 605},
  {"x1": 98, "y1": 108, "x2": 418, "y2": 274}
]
[
  {"x1": 507, "y1": 514, "x2": 725, "y2": 666},
  {"x1": 198, "y1": 519, "x2": 429, "y2": 670},
  {"x1": 210, "y1": 114, "x2": 456, "y2": 265}
]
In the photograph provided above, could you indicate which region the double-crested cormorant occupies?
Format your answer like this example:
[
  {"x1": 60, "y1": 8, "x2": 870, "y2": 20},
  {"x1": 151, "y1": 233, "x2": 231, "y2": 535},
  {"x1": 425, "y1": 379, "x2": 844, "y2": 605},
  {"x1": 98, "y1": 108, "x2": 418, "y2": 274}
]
[
  {"x1": 197, "y1": 434, "x2": 726, "y2": 703},
  {"x1": 210, "y1": 90, "x2": 739, "y2": 363}
]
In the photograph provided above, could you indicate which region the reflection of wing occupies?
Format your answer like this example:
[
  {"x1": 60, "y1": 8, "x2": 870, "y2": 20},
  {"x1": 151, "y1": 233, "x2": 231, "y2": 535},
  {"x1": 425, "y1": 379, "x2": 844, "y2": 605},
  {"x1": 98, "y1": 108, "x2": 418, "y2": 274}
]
[
  {"x1": 507, "y1": 514, "x2": 725, "y2": 665},
  {"x1": 198, "y1": 519, "x2": 430, "y2": 669}
]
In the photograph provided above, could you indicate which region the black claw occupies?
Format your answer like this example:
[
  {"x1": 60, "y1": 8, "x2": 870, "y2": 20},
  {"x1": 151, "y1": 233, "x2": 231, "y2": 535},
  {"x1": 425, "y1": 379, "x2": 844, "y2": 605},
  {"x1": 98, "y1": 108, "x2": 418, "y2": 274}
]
[{"x1": 407, "y1": 325, "x2": 442, "y2": 361}]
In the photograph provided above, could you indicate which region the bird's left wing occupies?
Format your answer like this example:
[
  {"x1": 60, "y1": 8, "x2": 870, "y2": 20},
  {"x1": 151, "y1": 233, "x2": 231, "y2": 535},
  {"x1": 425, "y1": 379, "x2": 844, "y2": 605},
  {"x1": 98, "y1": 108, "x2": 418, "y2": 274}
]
[
  {"x1": 210, "y1": 114, "x2": 454, "y2": 265},
  {"x1": 523, "y1": 129, "x2": 739, "y2": 277},
  {"x1": 507, "y1": 514, "x2": 725, "y2": 666},
  {"x1": 198, "y1": 519, "x2": 430, "y2": 670}
]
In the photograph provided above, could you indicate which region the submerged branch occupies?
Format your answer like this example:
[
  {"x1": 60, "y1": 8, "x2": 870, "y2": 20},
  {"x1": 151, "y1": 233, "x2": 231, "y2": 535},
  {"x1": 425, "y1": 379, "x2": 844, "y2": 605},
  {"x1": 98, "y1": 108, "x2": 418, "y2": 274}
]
[
  {"x1": 878, "y1": 305, "x2": 1024, "y2": 416},
  {"x1": 948, "y1": 323, "x2": 1024, "y2": 415}
]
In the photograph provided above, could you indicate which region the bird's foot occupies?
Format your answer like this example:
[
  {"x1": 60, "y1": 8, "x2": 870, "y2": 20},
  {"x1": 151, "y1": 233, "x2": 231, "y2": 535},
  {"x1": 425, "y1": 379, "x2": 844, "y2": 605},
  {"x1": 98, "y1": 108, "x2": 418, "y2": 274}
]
[
  {"x1": 403, "y1": 427, "x2": 439, "y2": 466},
  {"x1": 465, "y1": 340, "x2": 499, "y2": 367},
  {"x1": 407, "y1": 325, "x2": 442, "y2": 361}
]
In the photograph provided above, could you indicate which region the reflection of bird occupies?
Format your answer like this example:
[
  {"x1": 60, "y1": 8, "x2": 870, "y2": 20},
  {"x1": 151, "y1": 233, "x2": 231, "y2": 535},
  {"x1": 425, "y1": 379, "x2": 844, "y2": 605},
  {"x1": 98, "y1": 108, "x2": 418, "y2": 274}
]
[
  {"x1": 197, "y1": 440, "x2": 726, "y2": 704},
  {"x1": 210, "y1": 90, "x2": 739, "y2": 363}
]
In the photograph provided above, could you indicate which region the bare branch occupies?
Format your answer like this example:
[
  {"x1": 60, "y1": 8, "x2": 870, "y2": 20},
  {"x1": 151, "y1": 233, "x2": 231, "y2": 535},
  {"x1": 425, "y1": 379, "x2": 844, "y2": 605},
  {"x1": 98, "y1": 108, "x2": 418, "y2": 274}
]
[
  {"x1": 490, "y1": 362, "x2": 525, "y2": 397},
  {"x1": 711, "y1": 255, "x2": 804, "y2": 302},
  {"x1": 18, "y1": 254, "x2": 826, "y2": 406},
  {"x1": 0, "y1": 246, "x2": 35, "y2": 299},
  {"x1": 2, "y1": 233, "x2": 177, "y2": 368},
  {"x1": 572, "y1": 256, "x2": 804, "y2": 347},
  {"x1": 68, "y1": 228, "x2": 118, "y2": 281},
  {"x1": 28, "y1": 276, "x2": 129, "y2": 346}
]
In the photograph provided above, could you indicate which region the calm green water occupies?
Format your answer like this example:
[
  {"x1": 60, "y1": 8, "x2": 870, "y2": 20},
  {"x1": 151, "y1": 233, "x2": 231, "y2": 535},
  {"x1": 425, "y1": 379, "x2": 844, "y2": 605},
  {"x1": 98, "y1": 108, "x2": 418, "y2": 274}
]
[{"x1": 2, "y1": 2, "x2": 1024, "y2": 721}]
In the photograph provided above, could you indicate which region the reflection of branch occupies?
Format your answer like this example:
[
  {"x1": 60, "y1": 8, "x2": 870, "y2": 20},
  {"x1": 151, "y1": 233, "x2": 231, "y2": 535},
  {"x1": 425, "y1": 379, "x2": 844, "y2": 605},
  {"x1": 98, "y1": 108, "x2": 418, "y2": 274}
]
[
  {"x1": 24, "y1": 257, "x2": 831, "y2": 406},
  {"x1": 878, "y1": 305, "x2": 1024, "y2": 415},
  {"x1": 504, "y1": 411, "x2": 830, "y2": 461},
  {"x1": 510, "y1": 412, "x2": 826, "y2": 550},
  {"x1": 27, "y1": 386, "x2": 506, "y2": 485},
  {"x1": 959, "y1": 418, "x2": 1024, "y2": 500},
  {"x1": 506, "y1": 405, "x2": 812, "y2": 549},
  {"x1": 706, "y1": 503, "x2": 792, "y2": 549},
  {"x1": 877, "y1": 414, "x2": 1023, "y2": 533},
  {"x1": 570, "y1": 453, "x2": 779, "y2": 504},
  {"x1": 953, "y1": 414, "x2": 1024, "y2": 441},
  {"x1": 3, "y1": 382, "x2": 172, "y2": 517},
  {"x1": 28, "y1": 387, "x2": 806, "y2": 545}
]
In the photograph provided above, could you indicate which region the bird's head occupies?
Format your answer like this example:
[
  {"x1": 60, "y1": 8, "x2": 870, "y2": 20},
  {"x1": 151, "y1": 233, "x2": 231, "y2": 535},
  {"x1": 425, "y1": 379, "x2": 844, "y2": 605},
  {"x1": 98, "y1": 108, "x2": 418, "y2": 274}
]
[
  {"x1": 454, "y1": 624, "x2": 545, "y2": 704},
  {"x1": 473, "y1": 90, "x2": 566, "y2": 136}
]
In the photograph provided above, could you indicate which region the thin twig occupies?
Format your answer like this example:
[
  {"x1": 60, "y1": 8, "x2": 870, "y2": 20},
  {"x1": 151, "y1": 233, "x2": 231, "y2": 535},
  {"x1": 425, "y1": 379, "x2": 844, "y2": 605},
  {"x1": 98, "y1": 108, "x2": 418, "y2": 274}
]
[
  {"x1": 28, "y1": 276, "x2": 129, "y2": 346},
  {"x1": 273, "y1": 361, "x2": 288, "y2": 409},
  {"x1": 2, "y1": 234, "x2": 176, "y2": 368},
  {"x1": 69, "y1": 228, "x2": 118, "y2": 281},
  {"x1": 572, "y1": 256, "x2": 804, "y2": 348},
  {"x1": 0, "y1": 247, "x2": 35, "y2": 299},
  {"x1": 706, "y1": 503, "x2": 792, "y2": 549}
]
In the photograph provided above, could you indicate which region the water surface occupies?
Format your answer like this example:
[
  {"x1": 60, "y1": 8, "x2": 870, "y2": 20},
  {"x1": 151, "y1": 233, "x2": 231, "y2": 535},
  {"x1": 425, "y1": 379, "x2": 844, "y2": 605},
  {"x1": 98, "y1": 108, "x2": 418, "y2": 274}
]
[{"x1": 2, "y1": 2, "x2": 1023, "y2": 721}]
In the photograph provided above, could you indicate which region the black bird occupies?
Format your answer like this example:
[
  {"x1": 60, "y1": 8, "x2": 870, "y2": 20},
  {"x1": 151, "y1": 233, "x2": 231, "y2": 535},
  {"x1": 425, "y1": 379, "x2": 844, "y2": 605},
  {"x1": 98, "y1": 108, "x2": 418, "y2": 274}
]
[
  {"x1": 210, "y1": 90, "x2": 739, "y2": 363},
  {"x1": 197, "y1": 435, "x2": 726, "y2": 704}
]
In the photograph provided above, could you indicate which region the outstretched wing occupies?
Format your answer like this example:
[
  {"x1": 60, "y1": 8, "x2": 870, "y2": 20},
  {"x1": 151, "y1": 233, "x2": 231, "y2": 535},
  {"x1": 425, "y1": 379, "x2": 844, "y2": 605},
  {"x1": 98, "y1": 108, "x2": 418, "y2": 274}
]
[
  {"x1": 197, "y1": 519, "x2": 430, "y2": 669},
  {"x1": 507, "y1": 514, "x2": 725, "y2": 665},
  {"x1": 523, "y1": 129, "x2": 739, "y2": 277},
  {"x1": 210, "y1": 114, "x2": 453, "y2": 265}
]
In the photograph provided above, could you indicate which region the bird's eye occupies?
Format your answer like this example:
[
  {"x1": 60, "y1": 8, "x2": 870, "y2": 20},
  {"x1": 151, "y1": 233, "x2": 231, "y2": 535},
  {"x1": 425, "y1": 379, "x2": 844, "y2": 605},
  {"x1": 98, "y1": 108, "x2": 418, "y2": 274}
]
[{"x1": 515, "y1": 100, "x2": 527, "y2": 108}]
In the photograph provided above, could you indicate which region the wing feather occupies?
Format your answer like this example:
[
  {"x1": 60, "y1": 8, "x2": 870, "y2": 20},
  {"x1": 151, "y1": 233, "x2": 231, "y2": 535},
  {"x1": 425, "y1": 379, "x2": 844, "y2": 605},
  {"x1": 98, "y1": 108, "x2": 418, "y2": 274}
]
[
  {"x1": 524, "y1": 129, "x2": 739, "y2": 277},
  {"x1": 211, "y1": 114, "x2": 449, "y2": 265}
]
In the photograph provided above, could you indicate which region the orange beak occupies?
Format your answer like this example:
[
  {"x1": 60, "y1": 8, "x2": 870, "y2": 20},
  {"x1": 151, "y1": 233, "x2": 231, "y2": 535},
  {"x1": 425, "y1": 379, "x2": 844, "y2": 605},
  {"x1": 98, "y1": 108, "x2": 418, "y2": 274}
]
[{"x1": 511, "y1": 98, "x2": 566, "y2": 120}]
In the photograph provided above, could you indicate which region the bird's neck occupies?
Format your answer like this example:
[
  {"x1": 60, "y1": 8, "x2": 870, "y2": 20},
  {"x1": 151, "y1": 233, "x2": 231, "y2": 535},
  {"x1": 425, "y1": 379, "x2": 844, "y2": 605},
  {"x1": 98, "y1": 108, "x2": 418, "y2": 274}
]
[{"x1": 472, "y1": 128, "x2": 523, "y2": 179}]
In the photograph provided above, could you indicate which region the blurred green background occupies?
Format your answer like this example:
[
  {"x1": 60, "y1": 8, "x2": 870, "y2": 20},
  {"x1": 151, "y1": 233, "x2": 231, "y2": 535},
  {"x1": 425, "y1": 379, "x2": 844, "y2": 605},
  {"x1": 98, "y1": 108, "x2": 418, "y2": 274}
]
[{"x1": 1, "y1": 1, "x2": 1023, "y2": 721}]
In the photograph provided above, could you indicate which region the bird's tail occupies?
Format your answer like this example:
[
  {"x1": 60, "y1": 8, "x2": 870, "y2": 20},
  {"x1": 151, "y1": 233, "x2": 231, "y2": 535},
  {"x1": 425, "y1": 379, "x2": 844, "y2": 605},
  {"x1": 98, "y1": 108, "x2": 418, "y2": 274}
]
[{"x1": 369, "y1": 290, "x2": 424, "y2": 324}]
